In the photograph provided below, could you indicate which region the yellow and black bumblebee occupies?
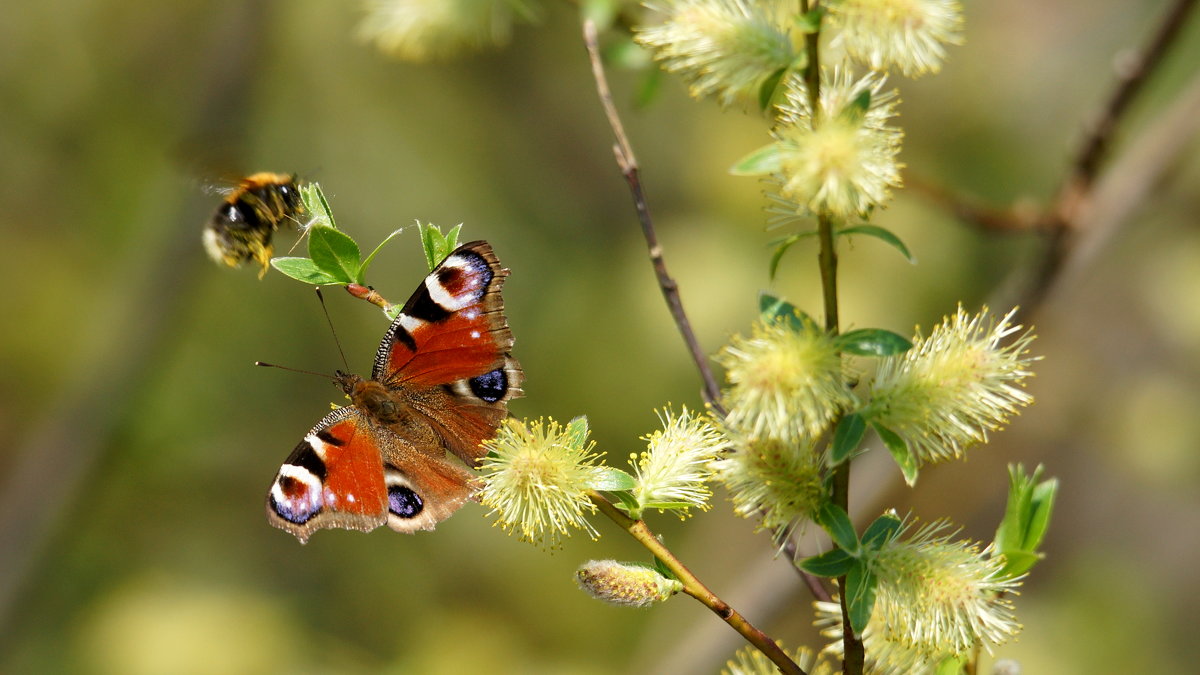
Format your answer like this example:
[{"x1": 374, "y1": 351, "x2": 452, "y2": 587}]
[{"x1": 203, "y1": 172, "x2": 305, "y2": 277}]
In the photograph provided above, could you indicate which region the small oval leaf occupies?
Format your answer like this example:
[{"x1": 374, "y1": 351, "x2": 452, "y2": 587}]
[
  {"x1": 797, "y1": 548, "x2": 856, "y2": 577},
  {"x1": 835, "y1": 328, "x2": 913, "y2": 356},
  {"x1": 759, "y1": 292, "x2": 818, "y2": 332},
  {"x1": 818, "y1": 502, "x2": 859, "y2": 554},
  {"x1": 308, "y1": 225, "x2": 361, "y2": 284},
  {"x1": 831, "y1": 413, "x2": 867, "y2": 465},
  {"x1": 730, "y1": 143, "x2": 785, "y2": 176},
  {"x1": 590, "y1": 466, "x2": 637, "y2": 492},
  {"x1": 872, "y1": 422, "x2": 919, "y2": 485},
  {"x1": 845, "y1": 562, "x2": 878, "y2": 638},
  {"x1": 758, "y1": 67, "x2": 787, "y2": 112},
  {"x1": 861, "y1": 512, "x2": 902, "y2": 551},
  {"x1": 270, "y1": 257, "x2": 342, "y2": 285}
]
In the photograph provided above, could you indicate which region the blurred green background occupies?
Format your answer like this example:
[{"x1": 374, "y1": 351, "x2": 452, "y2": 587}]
[{"x1": 2, "y1": 1, "x2": 1198, "y2": 673}]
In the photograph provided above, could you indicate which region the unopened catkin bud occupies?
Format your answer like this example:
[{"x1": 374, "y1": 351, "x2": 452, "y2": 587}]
[{"x1": 575, "y1": 560, "x2": 683, "y2": 608}]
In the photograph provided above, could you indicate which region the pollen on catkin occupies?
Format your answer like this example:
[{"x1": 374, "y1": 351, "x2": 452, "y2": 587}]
[
  {"x1": 818, "y1": 521, "x2": 1023, "y2": 669},
  {"x1": 828, "y1": 0, "x2": 965, "y2": 78},
  {"x1": 635, "y1": 0, "x2": 797, "y2": 109},
  {"x1": 717, "y1": 317, "x2": 854, "y2": 443},
  {"x1": 476, "y1": 417, "x2": 601, "y2": 548},
  {"x1": 770, "y1": 68, "x2": 904, "y2": 221},
  {"x1": 865, "y1": 306, "x2": 1037, "y2": 466},
  {"x1": 630, "y1": 406, "x2": 727, "y2": 518}
]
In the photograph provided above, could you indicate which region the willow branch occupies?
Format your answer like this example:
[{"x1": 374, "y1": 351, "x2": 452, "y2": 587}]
[
  {"x1": 583, "y1": 20, "x2": 724, "y2": 412},
  {"x1": 589, "y1": 493, "x2": 806, "y2": 675}
]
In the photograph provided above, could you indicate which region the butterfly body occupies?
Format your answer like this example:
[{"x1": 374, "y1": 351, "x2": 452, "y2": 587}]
[{"x1": 267, "y1": 241, "x2": 522, "y2": 543}]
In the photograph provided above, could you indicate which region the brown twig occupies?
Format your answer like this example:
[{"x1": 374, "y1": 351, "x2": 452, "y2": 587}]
[
  {"x1": 589, "y1": 493, "x2": 807, "y2": 675},
  {"x1": 583, "y1": 20, "x2": 725, "y2": 413},
  {"x1": 914, "y1": 0, "x2": 1198, "y2": 321}
]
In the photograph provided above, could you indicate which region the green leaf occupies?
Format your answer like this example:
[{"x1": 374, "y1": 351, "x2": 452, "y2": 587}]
[
  {"x1": 590, "y1": 466, "x2": 637, "y2": 492},
  {"x1": 872, "y1": 422, "x2": 919, "y2": 485},
  {"x1": 830, "y1": 413, "x2": 867, "y2": 465},
  {"x1": 360, "y1": 228, "x2": 405, "y2": 280},
  {"x1": 383, "y1": 304, "x2": 402, "y2": 322},
  {"x1": 934, "y1": 654, "x2": 967, "y2": 675},
  {"x1": 730, "y1": 143, "x2": 785, "y2": 176},
  {"x1": 844, "y1": 562, "x2": 878, "y2": 637},
  {"x1": 797, "y1": 548, "x2": 856, "y2": 577},
  {"x1": 835, "y1": 328, "x2": 913, "y2": 356},
  {"x1": 839, "y1": 224, "x2": 916, "y2": 264},
  {"x1": 607, "y1": 489, "x2": 641, "y2": 514},
  {"x1": 417, "y1": 223, "x2": 461, "y2": 271},
  {"x1": 768, "y1": 232, "x2": 816, "y2": 280},
  {"x1": 270, "y1": 257, "x2": 343, "y2": 285},
  {"x1": 307, "y1": 225, "x2": 362, "y2": 284},
  {"x1": 299, "y1": 182, "x2": 337, "y2": 230},
  {"x1": 564, "y1": 416, "x2": 591, "y2": 449},
  {"x1": 652, "y1": 555, "x2": 679, "y2": 581},
  {"x1": 759, "y1": 292, "x2": 819, "y2": 332},
  {"x1": 795, "y1": 7, "x2": 825, "y2": 33},
  {"x1": 841, "y1": 89, "x2": 871, "y2": 122},
  {"x1": 993, "y1": 463, "x2": 1058, "y2": 577},
  {"x1": 817, "y1": 502, "x2": 859, "y2": 554},
  {"x1": 635, "y1": 65, "x2": 664, "y2": 109},
  {"x1": 861, "y1": 512, "x2": 902, "y2": 551},
  {"x1": 758, "y1": 67, "x2": 787, "y2": 112}
]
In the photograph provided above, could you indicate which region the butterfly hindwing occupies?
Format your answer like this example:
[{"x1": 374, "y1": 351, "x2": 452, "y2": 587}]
[{"x1": 266, "y1": 406, "x2": 481, "y2": 541}]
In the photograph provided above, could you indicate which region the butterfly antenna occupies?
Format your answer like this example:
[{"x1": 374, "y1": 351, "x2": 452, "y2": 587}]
[
  {"x1": 315, "y1": 287, "x2": 351, "y2": 372},
  {"x1": 255, "y1": 361, "x2": 335, "y2": 382}
]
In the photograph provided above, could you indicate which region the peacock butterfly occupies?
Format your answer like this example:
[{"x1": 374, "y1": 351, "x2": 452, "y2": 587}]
[{"x1": 266, "y1": 240, "x2": 523, "y2": 543}]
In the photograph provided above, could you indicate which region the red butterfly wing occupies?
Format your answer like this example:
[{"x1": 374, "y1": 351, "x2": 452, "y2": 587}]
[
  {"x1": 266, "y1": 406, "x2": 480, "y2": 542},
  {"x1": 371, "y1": 241, "x2": 524, "y2": 464}
]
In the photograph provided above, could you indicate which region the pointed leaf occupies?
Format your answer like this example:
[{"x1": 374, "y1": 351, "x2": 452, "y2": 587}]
[
  {"x1": 861, "y1": 512, "x2": 902, "y2": 551},
  {"x1": 1025, "y1": 476, "x2": 1058, "y2": 551},
  {"x1": 835, "y1": 328, "x2": 913, "y2": 356},
  {"x1": 307, "y1": 225, "x2": 361, "y2": 284},
  {"x1": 817, "y1": 502, "x2": 859, "y2": 554},
  {"x1": 759, "y1": 292, "x2": 818, "y2": 332},
  {"x1": 730, "y1": 143, "x2": 785, "y2": 176},
  {"x1": 758, "y1": 67, "x2": 788, "y2": 112},
  {"x1": 270, "y1": 257, "x2": 342, "y2": 285},
  {"x1": 360, "y1": 228, "x2": 405, "y2": 279},
  {"x1": 652, "y1": 555, "x2": 679, "y2": 581},
  {"x1": 299, "y1": 182, "x2": 338, "y2": 230},
  {"x1": 830, "y1": 413, "x2": 866, "y2": 465},
  {"x1": 839, "y1": 224, "x2": 916, "y2": 264},
  {"x1": 769, "y1": 232, "x2": 816, "y2": 280},
  {"x1": 841, "y1": 89, "x2": 871, "y2": 122},
  {"x1": 564, "y1": 415, "x2": 591, "y2": 449},
  {"x1": 590, "y1": 467, "x2": 637, "y2": 492},
  {"x1": 845, "y1": 562, "x2": 878, "y2": 637},
  {"x1": 797, "y1": 548, "x2": 856, "y2": 577},
  {"x1": 418, "y1": 223, "x2": 447, "y2": 270},
  {"x1": 873, "y1": 422, "x2": 919, "y2": 485}
]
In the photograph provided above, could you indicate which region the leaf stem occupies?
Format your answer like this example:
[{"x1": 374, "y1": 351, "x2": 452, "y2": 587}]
[
  {"x1": 583, "y1": 19, "x2": 725, "y2": 413},
  {"x1": 588, "y1": 492, "x2": 807, "y2": 675}
]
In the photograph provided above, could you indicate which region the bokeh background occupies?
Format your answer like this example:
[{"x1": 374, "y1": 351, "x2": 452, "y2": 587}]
[{"x1": 2, "y1": 1, "x2": 1198, "y2": 673}]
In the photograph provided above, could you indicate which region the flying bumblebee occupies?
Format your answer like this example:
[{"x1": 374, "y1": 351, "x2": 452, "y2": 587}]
[{"x1": 203, "y1": 172, "x2": 305, "y2": 277}]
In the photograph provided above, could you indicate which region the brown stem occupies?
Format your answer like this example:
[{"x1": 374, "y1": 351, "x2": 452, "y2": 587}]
[
  {"x1": 589, "y1": 493, "x2": 807, "y2": 675},
  {"x1": 582, "y1": 20, "x2": 725, "y2": 413}
]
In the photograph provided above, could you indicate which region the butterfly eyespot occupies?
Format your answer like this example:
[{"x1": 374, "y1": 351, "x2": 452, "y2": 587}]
[
  {"x1": 468, "y1": 368, "x2": 508, "y2": 403},
  {"x1": 388, "y1": 484, "x2": 424, "y2": 519}
]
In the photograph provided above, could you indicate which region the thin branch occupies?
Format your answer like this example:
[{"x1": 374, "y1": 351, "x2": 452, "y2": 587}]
[
  {"x1": 583, "y1": 20, "x2": 725, "y2": 413},
  {"x1": 912, "y1": 0, "x2": 1198, "y2": 321},
  {"x1": 589, "y1": 492, "x2": 807, "y2": 675}
]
